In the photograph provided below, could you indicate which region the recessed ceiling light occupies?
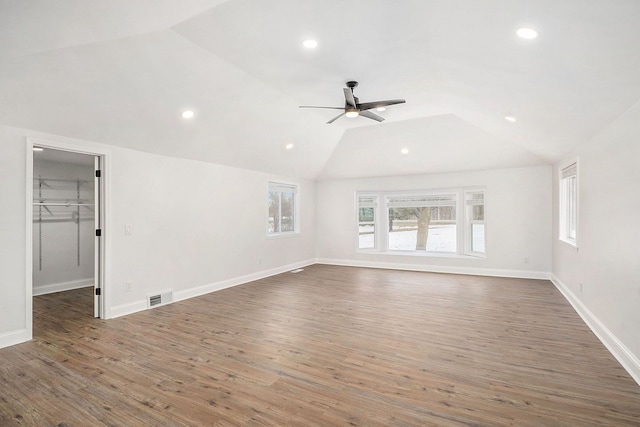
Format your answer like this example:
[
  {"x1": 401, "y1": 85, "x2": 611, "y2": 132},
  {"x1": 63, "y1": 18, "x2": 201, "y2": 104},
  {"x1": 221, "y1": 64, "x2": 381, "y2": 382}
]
[
  {"x1": 376, "y1": 107, "x2": 386, "y2": 112},
  {"x1": 32, "y1": 147, "x2": 44, "y2": 152},
  {"x1": 345, "y1": 110, "x2": 359, "y2": 118},
  {"x1": 401, "y1": 148, "x2": 409, "y2": 154},
  {"x1": 302, "y1": 39, "x2": 318, "y2": 49},
  {"x1": 504, "y1": 115, "x2": 516, "y2": 123},
  {"x1": 181, "y1": 110, "x2": 195, "y2": 119},
  {"x1": 285, "y1": 143, "x2": 294, "y2": 150},
  {"x1": 517, "y1": 27, "x2": 538, "y2": 40}
]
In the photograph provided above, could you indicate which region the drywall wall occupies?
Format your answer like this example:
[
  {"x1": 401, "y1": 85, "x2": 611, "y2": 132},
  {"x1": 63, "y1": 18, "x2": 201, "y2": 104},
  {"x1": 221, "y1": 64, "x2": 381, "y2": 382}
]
[
  {"x1": 316, "y1": 166, "x2": 552, "y2": 278},
  {"x1": 107, "y1": 146, "x2": 316, "y2": 315},
  {"x1": 0, "y1": 123, "x2": 316, "y2": 348},
  {"x1": 32, "y1": 159, "x2": 95, "y2": 294},
  {"x1": 0, "y1": 126, "x2": 28, "y2": 344},
  {"x1": 552, "y1": 100, "x2": 640, "y2": 381}
]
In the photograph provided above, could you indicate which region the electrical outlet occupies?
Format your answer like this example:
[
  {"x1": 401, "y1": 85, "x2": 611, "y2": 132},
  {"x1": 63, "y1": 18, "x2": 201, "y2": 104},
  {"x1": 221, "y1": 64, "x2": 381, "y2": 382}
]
[
  {"x1": 258, "y1": 257, "x2": 262, "y2": 264},
  {"x1": 523, "y1": 257, "x2": 529, "y2": 264},
  {"x1": 125, "y1": 281, "x2": 133, "y2": 292},
  {"x1": 125, "y1": 224, "x2": 133, "y2": 235}
]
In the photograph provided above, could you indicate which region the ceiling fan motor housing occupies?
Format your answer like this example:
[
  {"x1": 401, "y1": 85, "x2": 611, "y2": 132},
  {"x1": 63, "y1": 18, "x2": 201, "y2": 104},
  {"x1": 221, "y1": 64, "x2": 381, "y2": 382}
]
[{"x1": 347, "y1": 96, "x2": 360, "y2": 108}]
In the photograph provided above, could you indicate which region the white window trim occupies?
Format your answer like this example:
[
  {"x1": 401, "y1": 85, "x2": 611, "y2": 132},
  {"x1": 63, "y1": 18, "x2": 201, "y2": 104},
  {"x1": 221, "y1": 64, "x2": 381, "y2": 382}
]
[
  {"x1": 558, "y1": 159, "x2": 578, "y2": 248},
  {"x1": 355, "y1": 193, "x2": 379, "y2": 251},
  {"x1": 355, "y1": 187, "x2": 485, "y2": 258},
  {"x1": 464, "y1": 189, "x2": 486, "y2": 257},
  {"x1": 267, "y1": 181, "x2": 300, "y2": 238}
]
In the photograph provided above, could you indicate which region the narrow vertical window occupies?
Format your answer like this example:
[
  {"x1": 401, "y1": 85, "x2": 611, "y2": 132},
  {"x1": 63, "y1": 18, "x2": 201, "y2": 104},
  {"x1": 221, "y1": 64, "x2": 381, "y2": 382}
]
[
  {"x1": 357, "y1": 195, "x2": 377, "y2": 249},
  {"x1": 268, "y1": 182, "x2": 298, "y2": 235},
  {"x1": 465, "y1": 191, "x2": 485, "y2": 255},
  {"x1": 559, "y1": 162, "x2": 578, "y2": 246}
]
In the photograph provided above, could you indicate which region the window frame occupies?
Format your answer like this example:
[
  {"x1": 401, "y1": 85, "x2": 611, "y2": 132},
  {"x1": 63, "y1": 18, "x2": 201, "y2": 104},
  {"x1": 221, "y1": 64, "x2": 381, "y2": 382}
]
[
  {"x1": 267, "y1": 181, "x2": 299, "y2": 237},
  {"x1": 464, "y1": 189, "x2": 486, "y2": 256},
  {"x1": 356, "y1": 194, "x2": 378, "y2": 250},
  {"x1": 559, "y1": 160, "x2": 578, "y2": 248}
]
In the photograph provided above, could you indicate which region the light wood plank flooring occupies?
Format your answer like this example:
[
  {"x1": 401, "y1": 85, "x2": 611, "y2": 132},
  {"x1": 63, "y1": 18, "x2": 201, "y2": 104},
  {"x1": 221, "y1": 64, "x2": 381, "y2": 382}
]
[{"x1": 1, "y1": 265, "x2": 639, "y2": 426}]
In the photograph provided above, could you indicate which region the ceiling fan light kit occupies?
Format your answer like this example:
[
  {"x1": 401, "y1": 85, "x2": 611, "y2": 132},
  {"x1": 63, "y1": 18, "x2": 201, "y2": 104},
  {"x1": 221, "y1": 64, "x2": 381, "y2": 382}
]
[{"x1": 300, "y1": 81, "x2": 405, "y2": 124}]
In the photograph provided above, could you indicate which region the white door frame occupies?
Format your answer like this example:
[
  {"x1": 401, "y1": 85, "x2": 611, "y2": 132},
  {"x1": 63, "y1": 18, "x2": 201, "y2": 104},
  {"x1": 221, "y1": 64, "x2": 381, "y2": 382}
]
[{"x1": 25, "y1": 137, "x2": 110, "y2": 338}]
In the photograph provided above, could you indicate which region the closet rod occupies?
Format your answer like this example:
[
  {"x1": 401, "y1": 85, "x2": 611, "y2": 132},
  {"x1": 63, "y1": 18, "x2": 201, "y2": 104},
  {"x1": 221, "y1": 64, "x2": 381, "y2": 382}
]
[
  {"x1": 33, "y1": 202, "x2": 94, "y2": 207},
  {"x1": 34, "y1": 178, "x2": 92, "y2": 184},
  {"x1": 35, "y1": 197, "x2": 91, "y2": 202}
]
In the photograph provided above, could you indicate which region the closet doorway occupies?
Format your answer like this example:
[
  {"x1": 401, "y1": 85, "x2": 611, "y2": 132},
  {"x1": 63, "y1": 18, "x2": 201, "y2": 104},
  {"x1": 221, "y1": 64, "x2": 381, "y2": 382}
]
[{"x1": 31, "y1": 146, "x2": 104, "y2": 320}]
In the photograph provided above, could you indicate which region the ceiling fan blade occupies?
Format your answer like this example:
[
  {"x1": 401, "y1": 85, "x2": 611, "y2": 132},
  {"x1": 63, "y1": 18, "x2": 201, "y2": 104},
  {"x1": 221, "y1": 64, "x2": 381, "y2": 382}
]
[
  {"x1": 327, "y1": 112, "x2": 346, "y2": 124},
  {"x1": 358, "y1": 99, "x2": 406, "y2": 111},
  {"x1": 299, "y1": 106, "x2": 345, "y2": 110},
  {"x1": 343, "y1": 88, "x2": 357, "y2": 108},
  {"x1": 359, "y1": 110, "x2": 385, "y2": 122}
]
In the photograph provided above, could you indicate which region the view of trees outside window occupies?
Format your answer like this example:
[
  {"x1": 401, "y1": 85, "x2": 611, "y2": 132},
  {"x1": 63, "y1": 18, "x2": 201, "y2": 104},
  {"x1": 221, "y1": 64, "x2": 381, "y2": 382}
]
[
  {"x1": 357, "y1": 190, "x2": 485, "y2": 256},
  {"x1": 467, "y1": 191, "x2": 485, "y2": 253},
  {"x1": 357, "y1": 195, "x2": 377, "y2": 249},
  {"x1": 268, "y1": 183, "x2": 297, "y2": 234},
  {"x1": 388, "y1": 205, "x2": 456, "y2": 252}
]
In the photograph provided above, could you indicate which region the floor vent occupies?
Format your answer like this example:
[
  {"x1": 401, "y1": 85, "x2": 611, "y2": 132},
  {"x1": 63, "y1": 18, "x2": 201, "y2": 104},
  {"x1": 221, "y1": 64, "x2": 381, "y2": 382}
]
[
  {"x1": 147, "y1": 290, "x2": 173, "y2": 308},
  {"x1": 290, "y1": 268, "x2": 304, "y2": 274}
]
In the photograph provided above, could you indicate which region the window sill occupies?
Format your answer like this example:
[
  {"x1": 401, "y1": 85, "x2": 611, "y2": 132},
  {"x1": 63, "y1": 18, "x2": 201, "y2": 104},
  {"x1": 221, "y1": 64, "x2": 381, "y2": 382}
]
[
  {"x1": 558, "y1": 238, "x2": 578, "y2": 250},
  {"x1": 356, "y1": 250, "x2": 485, "y2": 260}
]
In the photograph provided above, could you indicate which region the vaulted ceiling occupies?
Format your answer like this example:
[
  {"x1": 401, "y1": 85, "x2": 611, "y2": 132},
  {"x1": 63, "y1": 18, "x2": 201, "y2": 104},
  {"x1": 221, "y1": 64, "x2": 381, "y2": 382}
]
[{"x1": 2, "y1": 0, "x2": 639, "y2": 180}]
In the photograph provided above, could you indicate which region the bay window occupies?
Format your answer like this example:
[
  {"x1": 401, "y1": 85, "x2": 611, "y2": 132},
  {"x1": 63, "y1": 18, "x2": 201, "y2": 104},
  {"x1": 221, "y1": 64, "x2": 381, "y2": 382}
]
[{"x1": 356, "y1": 188, "x2": 485, "y2": 257}]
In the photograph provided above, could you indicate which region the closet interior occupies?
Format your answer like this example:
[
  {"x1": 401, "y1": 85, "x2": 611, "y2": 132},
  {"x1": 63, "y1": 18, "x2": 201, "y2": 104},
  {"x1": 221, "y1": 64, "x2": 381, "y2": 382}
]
[{"x1": 32, "y1": 148, "x2": 96, "y2": 309}]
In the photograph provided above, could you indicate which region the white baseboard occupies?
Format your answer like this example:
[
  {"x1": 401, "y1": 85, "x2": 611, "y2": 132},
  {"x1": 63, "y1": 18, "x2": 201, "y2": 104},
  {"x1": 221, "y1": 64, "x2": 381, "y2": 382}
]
[
  {"x1": 551, "y1": 274, "x2": 640, "y2": 387},
  {"x1": 0, "y1": 328, "x2": 30, "y2": 349},
  {"x1": 108, "y1": 259, "x2": 316, "y2": 319},
  {"x1": 315, "y1": 258, "x2": 551, "y2": 280},
  {"x1": 33, "y1": 278, "x2": 93, "y2": 296},
  {"x1": 174, "y1": 259, "x2": 316, "y2": 303},
  {"x1": 108, "y1": 299, "x2": 148, "y2": 319}
]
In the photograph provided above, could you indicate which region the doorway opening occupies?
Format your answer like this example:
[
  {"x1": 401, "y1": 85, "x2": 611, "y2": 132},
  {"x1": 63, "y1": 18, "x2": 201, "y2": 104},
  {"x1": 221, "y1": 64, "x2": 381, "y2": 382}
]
[{"x1": 29, "y1": 145, "x2": 104, "y2": 330}]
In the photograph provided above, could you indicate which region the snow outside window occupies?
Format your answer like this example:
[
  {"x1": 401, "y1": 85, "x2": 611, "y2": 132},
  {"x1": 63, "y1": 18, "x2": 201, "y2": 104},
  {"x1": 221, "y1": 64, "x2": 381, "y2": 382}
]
[
  {"x1": 268, "y1": 182, "x2": 298, "y2": 235},
  {"x1": 357, "y1": 195, "x2": 377, "y2": 249},
  {"x1": 386, "y1": 194, "x2": 457, "y2": 253},
  {"x1": 356, "y1": 188, "x2": 486, "y2": 257},
  {"x1": 465, "y1": 191, "x2": 485, "y2": 255},
  {"x1": 559, "y1": 162, "x2": 578, "y2": 246}
]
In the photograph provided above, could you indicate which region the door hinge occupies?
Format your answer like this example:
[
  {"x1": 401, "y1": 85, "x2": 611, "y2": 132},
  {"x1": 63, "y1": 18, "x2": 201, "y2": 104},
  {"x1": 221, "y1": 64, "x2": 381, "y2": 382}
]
[
  {"x1": 95, "y1": 229, "x2": 102, "y2": 237},
  {"x1": 95, "y1": 288, "x2": 101, "y2": 296},
  {"x1": 95, "y1": 170, "x2": 101, "y2": 178}
]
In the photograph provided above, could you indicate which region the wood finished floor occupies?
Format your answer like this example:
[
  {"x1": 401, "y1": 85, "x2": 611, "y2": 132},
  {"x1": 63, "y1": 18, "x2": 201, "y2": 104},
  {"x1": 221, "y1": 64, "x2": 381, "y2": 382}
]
[{"x1": 1, "y1": 265, "x2": 639, "y2": 426}]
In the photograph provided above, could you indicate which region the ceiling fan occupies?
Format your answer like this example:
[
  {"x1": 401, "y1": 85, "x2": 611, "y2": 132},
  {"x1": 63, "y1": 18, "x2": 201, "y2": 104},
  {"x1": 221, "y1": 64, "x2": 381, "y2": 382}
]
[{"x1": 300, "y1": 81, "x2": 405, "y2": 124}]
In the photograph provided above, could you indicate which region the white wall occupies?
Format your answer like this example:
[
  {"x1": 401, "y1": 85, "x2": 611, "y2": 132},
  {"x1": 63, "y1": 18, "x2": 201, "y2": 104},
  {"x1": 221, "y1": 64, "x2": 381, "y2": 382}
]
[
  {"x1": 316, "y1": 166, "x2": 552, "y2": 278},
  {"x1": 552, "y1": 100, "x2": 640, "y2": 382},
  {"x1": 33, "y1": 159, "x2": 95, "y2": 294},
  {"x1": 0, "y1": 123, "x2": 316, "y2": 348},
  {"x1": 0, "y1": 126, "x2": 28, "y2": 344},
  {"x1": 107, "y1": 146, "x2": 316, "y2": 316}
]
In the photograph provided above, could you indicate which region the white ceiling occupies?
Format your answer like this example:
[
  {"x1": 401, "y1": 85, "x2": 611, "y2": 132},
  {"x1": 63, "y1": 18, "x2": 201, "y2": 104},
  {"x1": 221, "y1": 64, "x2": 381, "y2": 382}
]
[{"x1": 2, "y1": 0, "x2": 640, "y2": 180}]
